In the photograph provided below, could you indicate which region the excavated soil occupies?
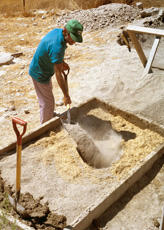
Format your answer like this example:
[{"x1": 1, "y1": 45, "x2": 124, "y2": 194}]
[
  {"x1": 0, "y1": 173, "x2": 67, "y2": 230},
  {"x1": 0, "y1": 1, "x2": 164, "y2": 229}
]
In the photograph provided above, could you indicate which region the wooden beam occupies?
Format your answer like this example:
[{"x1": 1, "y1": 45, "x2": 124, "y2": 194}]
[
  {"x1": 143, "y1": 37, "x2": 160, "y2": 76},
  {"x1": 127, "y1": 25, "x2": 164, "y2": 37},
  {"x1": 128, "y1": 31, "x2": 147, "y2": 67}
]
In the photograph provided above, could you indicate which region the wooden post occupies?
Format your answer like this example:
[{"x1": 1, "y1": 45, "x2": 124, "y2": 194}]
[
  {"x1": 143, "y1": 37, "x2": 160, "y2": 76},
  {"x1": 128, "y1": 31, "x2": 147, "y2": 67},
  {"x1": 127, "y1": 25, "x2": 164, "y2": 75}
]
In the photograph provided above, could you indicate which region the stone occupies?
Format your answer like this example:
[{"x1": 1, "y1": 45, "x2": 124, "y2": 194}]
[
  {"x1": 8, "y1": 105, "x2": 16, "y2": 111},
  {"x1": 153, "y1": 218, "x2": 160, "y2": 228},
  {"x1": 55, "y1": 4, "x2": 140, "y2": 32},
  {"x1": 56, "y1": 99, "x2": 64, "y2": 106},
  {"x1": 0, "y1": 71, "x2": 6, "y2": 76},
  {"x1": 0, "y1": 53, "x2": 14, "y2": 66},
  {"x1": 140, "y1": 10, "x2": 152, "y2": 18},
  {"x1": 158, "y1": 9, "x2": 164, "y2": 21},
  {"x1": 136, "y1": 2, "x2": 143, "y2": 10},
  {"x1": 36, "y1": 10, "x2": 47, "y2": 16},
  {"x1": 141, "y1": 7, "x2": 159, "y2": 18},
  {"x1": 20, "y1": 65, "x2": 25, "y2": 69},
  {"x1": 24, "y1": 109, "x2": 30, "y2": 114},
  {"x1": 20, "y1": 71, "x2": 24, "y2": 75}
]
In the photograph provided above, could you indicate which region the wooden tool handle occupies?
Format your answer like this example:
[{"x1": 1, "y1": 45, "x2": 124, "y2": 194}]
[
  {"x1": 12, "y1": 117, "x2": 27, "y2": 202},
  {"x1": 12, "y1": 117, "x2": 27, "y2": 145}
]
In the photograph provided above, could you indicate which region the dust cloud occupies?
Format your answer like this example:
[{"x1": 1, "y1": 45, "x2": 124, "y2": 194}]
[
  {"x1": 94, "y1": 130, "x2": 123, "y2": 168},
  {"x1": 64, "y1": 115, "x2": 123, "y2": 168}
]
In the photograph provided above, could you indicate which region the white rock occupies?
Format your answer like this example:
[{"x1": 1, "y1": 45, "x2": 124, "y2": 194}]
[
  {"x1": 158, "y1": 9, "x2": 164, "y2": 19},
  {"x1": 8, "y1": 105, "x2": 16, "y2": 111},
  {"x1": 36, "y1": 10, "x2": 47, "y2": 16},
  {"x1": 0, "y1": 107, "x2": 8, "y2": 112},
  {"x1": 24, "y1": 109, "x2": 30, "y2": 114},
  {"x1": 136, "y1": 2, "x2": 143, "y2": 10},
  {"x1": 20, "y1": 71, "x2": 24, "y2": 75},
  {"x1": 0, "y1": 70, "x2": 6, "y2": 76},
  {"x1": 0, "y1": 53, "x2": 14, "y2": 66}
]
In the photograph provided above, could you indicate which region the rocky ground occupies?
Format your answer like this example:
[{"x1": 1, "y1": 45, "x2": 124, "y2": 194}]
[
  {"x1": 0, "y1": 3, "x2": 164, "y2": 148},
  {"x1": 0, "y1": 1, "x2": 164, "y2": 230}
]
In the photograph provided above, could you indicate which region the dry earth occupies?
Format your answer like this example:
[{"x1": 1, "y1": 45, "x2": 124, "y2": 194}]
[{"x1": 0, "y1": 1, "x2": 164, "y2": 230}]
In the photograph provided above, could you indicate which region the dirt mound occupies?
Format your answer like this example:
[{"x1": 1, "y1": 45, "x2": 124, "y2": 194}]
[
  {"x1": 0, "y1": 173, "x2": 67, "y2": 230},
  {"x1": 56, "y1": 4, "x2": 140, "y2": 31},
  {"x1": 56, "y1": 2, "x2": 164, "y2": 32}
]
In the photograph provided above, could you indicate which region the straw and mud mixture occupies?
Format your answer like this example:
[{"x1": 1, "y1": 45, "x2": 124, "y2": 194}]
[{"x1": 0, "y1": 0, "x2": 164, "y2": 229}]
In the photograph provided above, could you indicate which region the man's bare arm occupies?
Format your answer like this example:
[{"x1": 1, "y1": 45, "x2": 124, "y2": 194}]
[{"x1": 54, "y1": 63, "x2": 71, "y2": 105}]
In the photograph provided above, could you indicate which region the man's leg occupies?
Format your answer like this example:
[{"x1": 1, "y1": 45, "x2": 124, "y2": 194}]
[{"x1": 32, "y1": 78, "x2": 55, "y2": 124}]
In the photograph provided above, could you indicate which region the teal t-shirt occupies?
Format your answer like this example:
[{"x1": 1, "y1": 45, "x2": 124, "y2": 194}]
[{"x1": 29, "y1": 28, "x2": 66, "y2": 83}]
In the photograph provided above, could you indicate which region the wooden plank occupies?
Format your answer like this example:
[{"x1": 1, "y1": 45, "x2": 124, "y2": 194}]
[
  {"x1": 128, "y1": 31, "x2": 147, "y2": 67},
  {"x1": 0, "y1": 99, "x2": 96, "y2": 156},
  {"x1": 143, "y1": 37, "x2": 160, "y2": 76},
  {"x1": 127, "y1": 25, "x2": 164, "y2": 37}
]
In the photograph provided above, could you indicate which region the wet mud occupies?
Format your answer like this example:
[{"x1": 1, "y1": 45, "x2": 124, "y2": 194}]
[{"x1": 0, "y1": 173, "x2": 67, "y2": 230}]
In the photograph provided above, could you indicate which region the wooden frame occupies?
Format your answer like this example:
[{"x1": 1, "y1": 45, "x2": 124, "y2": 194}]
[{"x1": 127, "y1": 25, "x2": 163, "y2": 75}]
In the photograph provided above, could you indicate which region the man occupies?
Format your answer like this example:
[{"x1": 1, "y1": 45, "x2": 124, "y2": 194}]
[{"x1": 29, "y1": 19, "x2": 83, "y2": 124}]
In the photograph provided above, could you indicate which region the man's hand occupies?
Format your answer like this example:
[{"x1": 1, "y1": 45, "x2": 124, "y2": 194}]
[
  {"x1": 63, "y1": 95, "x2": 71, "y2": 106},
  {"x1": 62, "y1": 61, "x2": 70, "y2": 76},
  {"x1": 54, "y1": 63, "x2": 72, "y2": 106}
]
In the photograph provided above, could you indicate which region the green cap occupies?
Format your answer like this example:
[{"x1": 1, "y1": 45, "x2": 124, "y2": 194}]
[{"x1": 65, "y1": 19, "x2": 83, "y2": 43}]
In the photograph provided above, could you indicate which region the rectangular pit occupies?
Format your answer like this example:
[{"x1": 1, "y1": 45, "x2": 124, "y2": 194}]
[{"x1": 0, "y1": 98, "x2": 164, "y2": 230}]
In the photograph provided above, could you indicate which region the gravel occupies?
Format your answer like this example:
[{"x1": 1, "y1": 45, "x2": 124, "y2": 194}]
[{"x1": 56, "y1": 3, "x2": 141, "y2": 31}]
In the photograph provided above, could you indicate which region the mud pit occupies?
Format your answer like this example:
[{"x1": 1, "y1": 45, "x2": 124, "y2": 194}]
[{"x1": 0, "y1": 100, "x2": 164, "y2": 228}]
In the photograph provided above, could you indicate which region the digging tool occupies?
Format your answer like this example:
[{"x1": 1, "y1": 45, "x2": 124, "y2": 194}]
[
  {"x1": 63, "y1": 69, "x2": 71, "y2": 124},
  {"x1": 8, "y1": 117, "x2": 28, "y2": 217},
  {"x1": 55, "y1": 69, "x2": 71, "y2": 124},
  {"x1": 66, "y1": 104, "x2": 71, "y2": 124},
  {"x1": 58, "y1": 71, "x2": 103, "y2": 167}
]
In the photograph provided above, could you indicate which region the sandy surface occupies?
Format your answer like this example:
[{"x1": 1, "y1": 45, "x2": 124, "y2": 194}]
[
  {"x1": 88, "y1": 155, "x2": 164, "y2": 230},
  {"x1": 0, "y1": 105, "x2": 164, "y2": 225},
  {"x1": 0, "y1": 1, "x2": 164, "y2": 229}
]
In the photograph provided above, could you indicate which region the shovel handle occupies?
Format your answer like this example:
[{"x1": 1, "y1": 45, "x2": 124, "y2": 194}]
[
  {"x1": 12, "y1": 117, "x2": 27, "y2": 202},
  {"x1": 12, "y1": 117, "x2": 27, "y2": 145}
]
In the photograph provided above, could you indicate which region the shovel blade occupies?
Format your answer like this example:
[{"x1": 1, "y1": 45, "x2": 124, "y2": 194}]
[
  {"x1": 67, "y1": 109, "x2": 71, "y2": 124},
  {"x1": 8, "y1": 194, "x2": 27, "y2": 217}
]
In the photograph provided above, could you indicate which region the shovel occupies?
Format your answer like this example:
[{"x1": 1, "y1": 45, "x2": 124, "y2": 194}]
[
  {"x1": 63, "y1": 69, "x2": 71, "y2": 124},
  {"x1": 8, "y1": 117, "x2": 28, "y2": 217}
]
